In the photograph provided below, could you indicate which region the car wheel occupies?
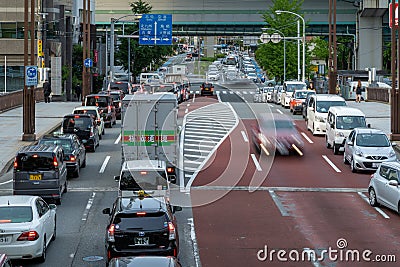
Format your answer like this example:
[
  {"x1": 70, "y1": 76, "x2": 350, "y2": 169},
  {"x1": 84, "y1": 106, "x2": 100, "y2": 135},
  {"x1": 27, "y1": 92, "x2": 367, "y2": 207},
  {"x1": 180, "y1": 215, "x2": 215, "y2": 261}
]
[
  {"x1": 38, "y1": 237, "x2": 46, "y2": 263},
  {"x1": 333, "y1": 143, "x2": 339, "y2": 155},
  {"x1": 369, "y1": 188, "x2": 378, "y2": 207},
  {"x1": 343, "y1": 154, "x2": 349, "y2": 164},
  {"x1": 351, "y1": 158, "x2": 357, "y2": 173},
  {"x1": 326, "y1": 137, "x2": 331, "y2": 148},
  {"x1": 81, "y1": 156, "x2": 86, "y2": 168},
  {"x1": 51, "y1": 217, "x2": 56, "y2": 241}
]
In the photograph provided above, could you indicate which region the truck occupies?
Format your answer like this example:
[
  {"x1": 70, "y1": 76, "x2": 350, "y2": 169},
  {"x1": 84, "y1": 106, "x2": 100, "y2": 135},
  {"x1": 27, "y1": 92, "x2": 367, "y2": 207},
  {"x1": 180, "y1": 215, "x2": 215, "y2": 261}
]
[
  {"x1": 115, "y1": 92, "x2": 178, "y2": 196},
  {"x1": 171, "y1": 64, "x2": 187, "y2": 75}
]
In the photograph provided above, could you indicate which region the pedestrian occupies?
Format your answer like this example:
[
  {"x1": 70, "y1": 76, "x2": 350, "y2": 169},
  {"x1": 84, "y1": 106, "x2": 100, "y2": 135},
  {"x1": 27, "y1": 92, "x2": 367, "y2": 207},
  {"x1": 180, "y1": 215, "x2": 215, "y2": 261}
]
[
  {"x1": 355, "y1": 80, "x2": 362, "y2": 103},
  {"x1": 336, "y1": 83, "x2": 341, "y2": 95},
  {"x1": 43, "y1": 79, "x2": 51, "y2": 103},
  {"x1": 261, "y1": 74, "x2": 266, "y2": 83},
  {"x1": 75, "y1": 84, "x2": 82, "y2": 101}
]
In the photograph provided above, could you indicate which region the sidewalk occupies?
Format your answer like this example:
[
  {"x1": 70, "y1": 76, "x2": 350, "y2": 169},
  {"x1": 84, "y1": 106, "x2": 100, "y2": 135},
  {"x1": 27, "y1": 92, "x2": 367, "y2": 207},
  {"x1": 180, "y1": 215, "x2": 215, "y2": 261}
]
[{"x1": 0, "y1": 101, "x2": 81, "y2": 176}]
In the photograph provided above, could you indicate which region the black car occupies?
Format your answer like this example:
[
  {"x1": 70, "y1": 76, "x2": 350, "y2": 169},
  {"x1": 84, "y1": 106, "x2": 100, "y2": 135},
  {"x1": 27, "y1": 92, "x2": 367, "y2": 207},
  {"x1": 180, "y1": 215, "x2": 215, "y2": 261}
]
[
  {"x1": 62, "y1": 114, "x2": 100, "y2": 152},
  {"x1": 37, "y1": 133, "x2": 86, "y2": 178},
  {"x1": 200, "y1": 82, "x2": 214, "y2": 96},
  {"x1": 108, "y1": 81, "x2": 132, "y2": 95},
  {"x1": 99, "y1": 90, "x2": 124, "y2": 120},
  {"x1": 102, "y1": 193, "x2": 181, "y2": 263},
  {"x1": 84, "y1": 94, "x2": 117, "y2": 127},
  {"x1": 108, "y1": 256, "x2": 182, "y2": 267}
]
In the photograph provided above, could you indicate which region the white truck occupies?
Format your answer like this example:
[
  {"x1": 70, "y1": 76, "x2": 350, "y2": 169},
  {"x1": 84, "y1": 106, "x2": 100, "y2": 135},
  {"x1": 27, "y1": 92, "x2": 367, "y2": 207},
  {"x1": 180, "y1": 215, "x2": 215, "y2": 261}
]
[{"x1": 115, "y1": 93, "x2": 178, "y2": 196}]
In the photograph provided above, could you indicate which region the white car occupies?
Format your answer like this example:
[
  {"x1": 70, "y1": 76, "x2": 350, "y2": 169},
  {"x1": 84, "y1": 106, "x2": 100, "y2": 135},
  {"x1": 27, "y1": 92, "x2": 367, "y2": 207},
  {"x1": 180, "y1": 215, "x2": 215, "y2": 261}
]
[
  {"x1": 73, "y1": 106, "x2": 105, "y2": 138},
  {"x1": 0, "y1": 195, "x2": 57, "y2": 262},
  {"x1": 207, "y1": 71, "x2": 220, "y2": 81}
]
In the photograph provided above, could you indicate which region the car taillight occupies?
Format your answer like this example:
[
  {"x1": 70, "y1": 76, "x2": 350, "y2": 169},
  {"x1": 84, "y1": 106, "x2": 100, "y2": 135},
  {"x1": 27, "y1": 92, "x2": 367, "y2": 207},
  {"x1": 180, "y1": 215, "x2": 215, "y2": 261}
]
[
  {"x1": 168, "y1": 222, "x2": 176, "y2": 240},
  {"x1": 90, "y1": 128, "x2": 94, "y2": 137},
  {"x1": 119, "y1": 102, "x2": 122, "y2": 108},
  {"x1": 108, "y1": 106, "x2": 112, "y2": 113},
  {"x1": 136, "y1": 212, "x2": 146, "y2": 216},
  {"x1": 53, "y1": 156, "x2": 58, "y2": 167},
  {"x1": 107, "y1": 224, "x2": 115, "y2": 242},
  {"x1": 13, "y1": 158, "x2": 18, "y2": 169},
  {"x1": 167, "y1": 167, "x2": 175, "y2": 174},
  {"x1": 69, "y1": 155, "x2": 76, "y2": 162},
  {"x1": 17, "y1": 230, "x2": 39, "y2": 241}
]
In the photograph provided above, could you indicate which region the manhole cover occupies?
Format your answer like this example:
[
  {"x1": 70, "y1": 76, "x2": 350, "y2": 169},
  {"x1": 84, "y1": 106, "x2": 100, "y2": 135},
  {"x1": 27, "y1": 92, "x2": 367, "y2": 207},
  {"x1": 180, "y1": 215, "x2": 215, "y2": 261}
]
[{"x1": 82, "y1": 256, "x2": 103, "y2": 262}]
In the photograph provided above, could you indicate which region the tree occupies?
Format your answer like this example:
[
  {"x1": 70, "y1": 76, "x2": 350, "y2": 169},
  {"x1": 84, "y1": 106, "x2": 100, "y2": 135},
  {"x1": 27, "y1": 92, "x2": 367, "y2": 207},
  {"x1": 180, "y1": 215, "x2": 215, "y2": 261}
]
[
  {"x1": 114, "y1": 0, "x2": 174, "y2": 83},
  {"x1": 256, "y1": 0, "x2": 305, "y2": 81}
]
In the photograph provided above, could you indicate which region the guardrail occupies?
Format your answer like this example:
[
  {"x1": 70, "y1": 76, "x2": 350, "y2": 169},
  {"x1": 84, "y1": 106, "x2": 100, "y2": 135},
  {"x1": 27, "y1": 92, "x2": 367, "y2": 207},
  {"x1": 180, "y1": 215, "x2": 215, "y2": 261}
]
[
  {"x1": 366, "y1": 87, "x2": 390, "y2": 103},
  {"x1": 0, "y1": 88, "x2": 44, "y2": 113}
]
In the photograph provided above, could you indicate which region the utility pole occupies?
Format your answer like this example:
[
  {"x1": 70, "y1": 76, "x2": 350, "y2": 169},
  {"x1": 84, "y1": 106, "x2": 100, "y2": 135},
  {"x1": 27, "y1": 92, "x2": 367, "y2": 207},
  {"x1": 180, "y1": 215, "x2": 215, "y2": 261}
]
[
  {"x1": 22, "y1": 0, "x2": 36, "y2": 141},
  {"x1": 391, "y1": 2, "x2": 400, "y2": 140},
  {"x1": 328, "y1": 0, "x2": 337, "y2": 94},
  {"x1": 82, "y1": 0, "x2": 91, "y2": 104}
]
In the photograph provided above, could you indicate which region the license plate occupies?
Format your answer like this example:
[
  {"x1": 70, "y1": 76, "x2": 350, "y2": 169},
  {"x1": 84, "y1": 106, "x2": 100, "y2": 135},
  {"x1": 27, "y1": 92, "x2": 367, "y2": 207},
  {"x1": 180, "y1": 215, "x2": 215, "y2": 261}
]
[
  {"x1": 0, "y1": 235, "x2": 11, "y2": 243},
  {"x1": 134, "y1": 237, "x2": 149, "y2": 245},
  {"x1": 30, "y1": 174, "x2": 42, "y2": 180}
]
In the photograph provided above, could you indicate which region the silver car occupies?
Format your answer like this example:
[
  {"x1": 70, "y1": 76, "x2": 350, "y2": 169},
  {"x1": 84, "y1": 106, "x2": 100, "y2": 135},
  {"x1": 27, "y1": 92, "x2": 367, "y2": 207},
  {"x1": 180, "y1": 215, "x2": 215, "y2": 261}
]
[
  {"x1": 368, "y1": 161, "x2": 400, "y2": 213},
  {"x1": 344, "y1": 128, "x2": 397, "y2": 172}
]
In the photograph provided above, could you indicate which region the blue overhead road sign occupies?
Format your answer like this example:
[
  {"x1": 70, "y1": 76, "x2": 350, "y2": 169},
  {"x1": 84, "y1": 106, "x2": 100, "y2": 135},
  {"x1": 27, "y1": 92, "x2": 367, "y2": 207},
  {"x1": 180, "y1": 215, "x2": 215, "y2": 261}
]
[
  {"x1": 139, "y1": 14, "x2": 172, "y2": 45},
  {"x1": 25, "y1": 66, "x2": 38, "y2": 86}
]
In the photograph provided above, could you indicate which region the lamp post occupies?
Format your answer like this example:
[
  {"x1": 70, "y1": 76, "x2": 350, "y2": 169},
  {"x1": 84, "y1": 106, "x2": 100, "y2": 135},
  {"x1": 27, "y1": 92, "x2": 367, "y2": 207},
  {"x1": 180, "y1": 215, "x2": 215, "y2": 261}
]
[
  {"x1": 275, "y1": 10, "x2": 305, "y2": 82},
  {"x1": 262, "y1": 27, "x2": 286, "y2": 81}
]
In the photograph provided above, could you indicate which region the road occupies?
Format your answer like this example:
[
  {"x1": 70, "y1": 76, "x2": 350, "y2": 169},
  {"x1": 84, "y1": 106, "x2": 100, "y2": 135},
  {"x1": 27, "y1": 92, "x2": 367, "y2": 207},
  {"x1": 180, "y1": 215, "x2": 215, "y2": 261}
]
[{"x1": 0, "y1": 77, "x2": 398, "y2": 266}]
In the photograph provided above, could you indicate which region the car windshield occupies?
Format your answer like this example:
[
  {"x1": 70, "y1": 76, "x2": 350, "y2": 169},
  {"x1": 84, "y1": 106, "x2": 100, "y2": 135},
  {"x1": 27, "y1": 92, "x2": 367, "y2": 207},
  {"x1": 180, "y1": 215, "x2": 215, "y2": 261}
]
[
  {"x1": 15, "y1": 153, "x2": 55, "y2": 171},
  {"x1": 0, "y1": 206, "x2": 33, "y2": 223},
  {"x1": 286, "y1": 83, "x2": 306, "y2": 92},
  {"x1": 336, "y1": 116, "x2": 366, "y2": 130},
  {"x1": 356, "y1": 133, "x2": 390, "y2": 147},
  {"x1": 38, "y1": 139, "x2": 73, "y2": 153},
  {"x1": 295, "y1": 91, "x2": 308, "y2": 99},
  {"x1": 316, "y1": 101, "x2": 346, "y2": 113}
]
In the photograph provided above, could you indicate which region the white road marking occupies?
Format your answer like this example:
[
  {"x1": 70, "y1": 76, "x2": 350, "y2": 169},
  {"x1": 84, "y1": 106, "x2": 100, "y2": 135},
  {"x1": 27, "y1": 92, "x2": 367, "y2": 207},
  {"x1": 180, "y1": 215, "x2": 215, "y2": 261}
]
[
  {"x1": 184, "y1": 148, "x2": 213, "y2": 153},
  {"x1": 187, "y1": 103, "x2": 190, "y2": 107},
  {"x1": 192, "y1": 93, "x2": 196, "y2": 102},
  {"x1": 82, "y1": 192, "x2": 96, "y2": 221},
  {"x1": 0, "y1": 180, "x2": 12, "y2": 185},
  {"x1": 357, "y1": 192, "x2": 390, "y2": 219},
  {"x1": 114, "y1": 134, "x2": 121, "y2": 144},
  {"x1": 322, "y1": 155, "x2": 341, "y2": 172},
  {"x1": 301, "y1": 132, "x2": 314, "y2": 144},
  {"x1": 217, "y1": 91, "x2": 221, "y2": 102},
  {"x1": 188, "y1": 218, "x2": 201, "y2": 267},
  {"x1": 243, "y1": 91, "x2": 248, "y2": 94},
  {"x1": 269, "y1": 190, "x2": 289, "y2": 216},
  {"x1": 241, "y1": 130, "x2": 249, "y2": 142},
  {"x1": 190, "y1": 186, "x2": 367, "y2": 192},
  {"x1": 223, "y1": 91, "x2": 227, "y2": 94},
  {"x1": 250, "y1": 153, "x2": 262, "y2": 171},
  {"x1": 230, "y1": 91, "x2": 234, "y2": 94},
  {"x1": 185, "y1": 143, "x2": 215, "y2": 148},
  {"x1": 185, "y1": 108, "x2": 188, "y2": 114},
  {"x1": 276, "y1": 109, "x2": 283, "y2": 114},
  {"x1": 99, "y1": 156, "x2": 111, "y2": 173},
  {"x1": 268, "y1": 104, "x2": 274, "y2": 107}
]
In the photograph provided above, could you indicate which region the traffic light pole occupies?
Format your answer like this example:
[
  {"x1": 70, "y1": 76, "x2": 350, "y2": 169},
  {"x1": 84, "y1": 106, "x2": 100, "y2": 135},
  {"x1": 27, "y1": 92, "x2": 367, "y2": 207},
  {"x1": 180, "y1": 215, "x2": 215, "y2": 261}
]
[{"x1": 390, "y1": 2, "x2": 400, "y2": 140}]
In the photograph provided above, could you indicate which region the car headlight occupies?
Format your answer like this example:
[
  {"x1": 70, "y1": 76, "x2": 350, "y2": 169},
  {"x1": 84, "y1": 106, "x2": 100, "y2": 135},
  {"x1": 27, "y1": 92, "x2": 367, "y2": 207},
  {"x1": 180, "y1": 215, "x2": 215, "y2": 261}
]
[
  {"x1": 335, "y1": 132, "x2": 345, "y2": 137},
  {"x1": 315, "y1": 116, "x2": 325, "y2": 122},
  {"x1": 355, "y1": 149, "x2": 364, "y2": 157},
  {"x1": 389, "y1": 150, "x2": 396, "y2": 158}
]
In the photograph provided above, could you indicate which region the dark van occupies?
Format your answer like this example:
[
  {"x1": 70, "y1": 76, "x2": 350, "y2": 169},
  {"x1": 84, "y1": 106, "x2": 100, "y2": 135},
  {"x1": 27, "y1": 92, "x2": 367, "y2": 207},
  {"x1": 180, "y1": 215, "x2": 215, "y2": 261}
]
[
  {"x1": 13, "y1": 145, "x2": 68, "y2": 205},
  {"x1": 62, "y1": 114, "x2": 100, "y2": 152},
  {"x1": 84, "y1": 94, "x2": 116, "y2": 127}
]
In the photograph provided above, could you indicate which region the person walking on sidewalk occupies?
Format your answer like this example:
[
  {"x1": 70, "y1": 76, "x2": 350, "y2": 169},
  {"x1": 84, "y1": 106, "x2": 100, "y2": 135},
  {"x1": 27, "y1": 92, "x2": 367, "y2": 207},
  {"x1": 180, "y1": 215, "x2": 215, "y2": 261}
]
[
  {"x1": 43, "y1": 79, "x2": 52, "y2": 103},
  {"x1": 75, "y1": 83, "x2": 82, "y2": 101},
  {"x1": 355, "y1": 80, "x2": 362, "y2": 103}
]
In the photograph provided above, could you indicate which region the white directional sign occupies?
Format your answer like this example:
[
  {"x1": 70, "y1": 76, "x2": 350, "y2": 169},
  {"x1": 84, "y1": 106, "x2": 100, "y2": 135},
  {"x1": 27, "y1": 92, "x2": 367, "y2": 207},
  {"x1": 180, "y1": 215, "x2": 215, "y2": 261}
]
[
  {"x1": 25, "y1": 66, "x2": 38, "y2": 86},
  {"x1": 259, "y1": 33, "x2": 270, "y2": 44},
  {"x1": 271, "y1": 33, "x2": 282, "y2": 43}
]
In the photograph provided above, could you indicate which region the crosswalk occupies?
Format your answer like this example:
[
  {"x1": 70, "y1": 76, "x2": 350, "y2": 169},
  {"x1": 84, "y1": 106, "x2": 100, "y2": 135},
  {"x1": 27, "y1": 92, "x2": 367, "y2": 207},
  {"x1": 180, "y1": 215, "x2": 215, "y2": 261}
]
[
  {"x1": 181, "y1": 102, "x2": 238, "y2": 188},
  {"x1": 194, "y1": 90, "x2": 258, "y2": 95}
]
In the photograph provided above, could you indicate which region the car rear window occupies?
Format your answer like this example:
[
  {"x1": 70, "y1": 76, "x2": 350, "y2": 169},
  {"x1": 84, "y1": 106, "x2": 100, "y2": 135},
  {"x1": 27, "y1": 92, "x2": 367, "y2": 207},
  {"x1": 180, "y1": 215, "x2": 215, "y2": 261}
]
[
  {"x1": 109, "y1": 82, "x2": 129, "y2": 94},
  {"x1": 0, "y1": 206, "x2": 33, "y2": 223},
  {"x1": 86, "y1": 96, "x2": 109, "y2": 107},
  {"x1": 114, "y1": 212, "x2": 168, "y2": 231},
  {"x1": 15, "y1": 153, "x2": 55, "y2": 171},
  {"x1": 119, "y1": 171, "x2": 168, "y2": 191},
  {"x1": 73, "y1": 109, "x2": 97, "y2": 118},
  {"x1": 38, "y1": 139, "x2": 72, "y2": 153},
  {"x1": 63, "y1": 117, "x2": 92, "y2": 131}
]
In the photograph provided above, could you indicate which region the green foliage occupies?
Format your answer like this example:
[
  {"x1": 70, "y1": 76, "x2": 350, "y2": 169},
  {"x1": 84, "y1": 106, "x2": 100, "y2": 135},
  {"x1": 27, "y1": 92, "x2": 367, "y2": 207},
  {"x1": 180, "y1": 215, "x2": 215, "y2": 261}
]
[
  {"x1": 72, "y1": 44, "x2": 83, "y2": 87},
  {"x1": 215, "y1": 53, "x2": 226, "y2": 58},
  {"x1": 201, "y1": 57, "x2": 216, "y2": 62}
]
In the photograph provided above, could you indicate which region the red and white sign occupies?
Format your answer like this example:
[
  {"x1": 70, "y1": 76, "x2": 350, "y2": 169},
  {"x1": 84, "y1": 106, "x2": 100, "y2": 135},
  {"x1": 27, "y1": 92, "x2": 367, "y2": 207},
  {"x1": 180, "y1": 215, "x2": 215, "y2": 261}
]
[{"x1": 389, "y1": 3, "x2": 398, "y2": 28}]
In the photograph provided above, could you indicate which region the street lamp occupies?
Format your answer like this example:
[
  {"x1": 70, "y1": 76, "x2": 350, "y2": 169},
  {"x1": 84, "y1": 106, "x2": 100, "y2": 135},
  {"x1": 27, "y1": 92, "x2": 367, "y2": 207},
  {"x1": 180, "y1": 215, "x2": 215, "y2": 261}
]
[
  {"x1": 262, "y1": 27, "x2": 286, "y2": 81},
  {"x1": 110, "y1": 14, "x2": 142, "y2": 82},
  {"x1": 275, "y1": 10, "x2": 305, "y2": 82}
]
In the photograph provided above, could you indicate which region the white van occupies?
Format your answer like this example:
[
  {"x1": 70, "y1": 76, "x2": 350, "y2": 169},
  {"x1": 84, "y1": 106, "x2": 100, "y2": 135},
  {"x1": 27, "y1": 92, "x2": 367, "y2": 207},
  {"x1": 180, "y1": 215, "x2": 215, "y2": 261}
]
[
  {"x1": 306, "y1": 94, "x2": 346, "y2": 135},
  {"x1": 280, "y1": 81, "x2": 307, "y2": 108},
  {"x1": 139, "y1": 73, "x2": 162, "y2": 84},
  {"x1": 325, "y1": 106, "x2": 367, "y2": 154}
]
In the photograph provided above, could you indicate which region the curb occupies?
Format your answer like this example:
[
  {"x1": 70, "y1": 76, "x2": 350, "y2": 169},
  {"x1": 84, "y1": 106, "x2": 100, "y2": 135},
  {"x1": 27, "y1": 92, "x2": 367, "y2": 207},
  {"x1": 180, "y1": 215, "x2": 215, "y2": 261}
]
[{"x1": 0, "y1": 122, "x2": 62, "y2": 176}]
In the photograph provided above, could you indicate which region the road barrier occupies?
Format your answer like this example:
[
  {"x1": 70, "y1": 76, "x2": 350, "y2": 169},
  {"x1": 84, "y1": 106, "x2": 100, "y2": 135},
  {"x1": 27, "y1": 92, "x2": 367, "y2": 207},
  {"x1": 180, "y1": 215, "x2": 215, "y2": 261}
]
[
  {"x1": 366, "y1": 87, "x2": 390, "y2": 103},
  {"x1": 0, "y1": 88, "x2": 44, "y2": 113}
]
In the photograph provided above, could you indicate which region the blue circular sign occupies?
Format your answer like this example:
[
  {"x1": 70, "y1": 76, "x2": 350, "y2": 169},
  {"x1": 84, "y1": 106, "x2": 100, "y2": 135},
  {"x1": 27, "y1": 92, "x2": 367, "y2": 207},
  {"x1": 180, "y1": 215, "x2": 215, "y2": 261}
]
[
  {"x1": 84, "y1": 58, "x2": 93, "y2": 68},
  {"x1": 26, "y1": 66, "x2": 37, "y2": 78}
]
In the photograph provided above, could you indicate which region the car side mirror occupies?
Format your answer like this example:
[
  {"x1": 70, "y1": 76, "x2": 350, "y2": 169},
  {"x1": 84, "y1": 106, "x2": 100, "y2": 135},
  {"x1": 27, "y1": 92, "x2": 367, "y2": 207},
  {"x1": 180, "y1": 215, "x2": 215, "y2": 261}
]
[
  {"x1": 102, "y1": 208, "x2": 111, "y2": 215},
  {"x1": 347, "y1": 141, "x2": 353, "y2": 146},
  {"x1": 173, "y1": 206, "x2": 183, "y2": 213},
  {"x1": 367, "y1": 124, "x2": 371, "y2": 128},
  {"x1": 392, "y1": 142, "x2": 397, "y2": 147},
  {"x1": 114, "y1": 175, "x2": 120, "y2": 181},
  {"x1": 49, "y1": 204, "x2": 57, "y2": 210},
  {"x1": 389, "y1": 180, "x2": 399, "y2": 187}
]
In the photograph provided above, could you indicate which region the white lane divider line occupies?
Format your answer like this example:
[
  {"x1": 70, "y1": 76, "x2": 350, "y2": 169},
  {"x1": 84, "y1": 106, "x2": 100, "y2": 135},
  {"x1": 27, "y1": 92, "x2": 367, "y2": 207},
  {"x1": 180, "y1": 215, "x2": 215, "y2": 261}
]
[
  {"x1": 250, "y1": 153, "x2": 262, "y2": 171},
  {"x1": 192, "y1": 93, "x2": 196, "y2": 102},
  {"x1": 241, "y1": 130, "x2": 249, "y2": 142},
  {"x1": 269, "y1": 190, "x2": 290, "y2": 217},
  {"x1": 114, "y1": 134, "x2": 121, "y2": 145},
  {"x1": 99, "y1": 156, "x2": 111, "y2": 173},
  {"x1": 217, "y1": 91, "x2": 221, "y2": 102},
  {"x1": 185, "y1": 108, "x2": 189, "y2": 114},
  {"x1": 223, "y1": 91, "x2": 227, "y2": 94},
  {"x1": 0, "y1": 180, "x2": 12, "y2": 186},
  {"x1": 187, "y1": 103, "x2": 190, "y2": 107},
  {"x1": 188, "y1": 218, "x2": 201, "y2": 267},
  {"x1": 82, "y1": 192, "x2": 96, "y2": 221},
  {"x1": 276, "y1": 109, "x2": 283, "y2": 114},
  {"x1": 322, "y1": 155, "x2": 341, "y2": 173},
  {"x1": 301, "y1": 132, "x2": 314, "y2": 144},
  {"x1": 357, "y1": 192, "x2": 390, "y2": 219},
  {"x1": 268, "y1": 104, "x2": 274, "y2": 107}
]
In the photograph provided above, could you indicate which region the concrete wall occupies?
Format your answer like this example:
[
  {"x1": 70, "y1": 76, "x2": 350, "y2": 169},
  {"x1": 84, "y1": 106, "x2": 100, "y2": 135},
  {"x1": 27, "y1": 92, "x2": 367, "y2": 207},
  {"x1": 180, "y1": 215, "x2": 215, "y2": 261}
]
[{"x1": 357, "y1": 16, "x2": 383, "y2": 70}]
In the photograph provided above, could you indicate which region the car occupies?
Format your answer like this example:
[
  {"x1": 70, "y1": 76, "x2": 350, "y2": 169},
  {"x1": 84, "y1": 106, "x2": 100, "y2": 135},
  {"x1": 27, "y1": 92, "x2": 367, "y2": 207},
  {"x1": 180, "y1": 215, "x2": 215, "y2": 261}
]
[
  {"x1": 108, "y1": 256, "x2": 182, "y2": 267},
  {"x1": 0, "y1": 195, "x2": 56, "y2": 262},
  {"x1": 200, "y1": 82, "x2": 214, "y2": 96},
  {"x1": 259, "y1": 86, "x2": 274, "y2": 103},
  {"x1": 102, "y1": 192, "x2": 181, "y2": 263},
  {"x1": 0, "y1": 254, "x2": 12, "y2": 267},
  {"x1": 13, "y1": 145, "x2": 68, "y2": 205},
  {"x1": 302, "y1": 90, "x2": 317, "y2": 119},
  {"x1": 62, "y1": 114, "x2": 100, "y2": 152},
  {"x1": 73, "y1": 106, "x2": 105, "y2": 138},
  {"x1": 274, "y1": 85, "x2": 285, "y2": 104},
  {"x1": 368, "y1": 161, "x2": 400, "y2": 213},
  {"x1": 281, "y1": 81, "x2": 307, "y2": 108},
  {"x1": 84, "y1": 94, "x2": 117, "y2": 128},
  {"x1": 289, "y1": 89, "x2": 309, "y2": 114},
  {"x1": 251, "y1": 113, "x2": 304, "y2": 156},
  {"x1": 207, "y1": 71, "x2": 220, "y2": 81},
  {"x1": 37, "y1": 133, "x2": 86, "y2": 178},
  {"x1": 108, "y1": 81, "x2": 132, "y2": 95},
  {"x1": 100, "y1": 90, "x2": 124, "y2": 120},
  {"x1": 344, "y1": 128, "x2": 397, "y2": 172}
]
